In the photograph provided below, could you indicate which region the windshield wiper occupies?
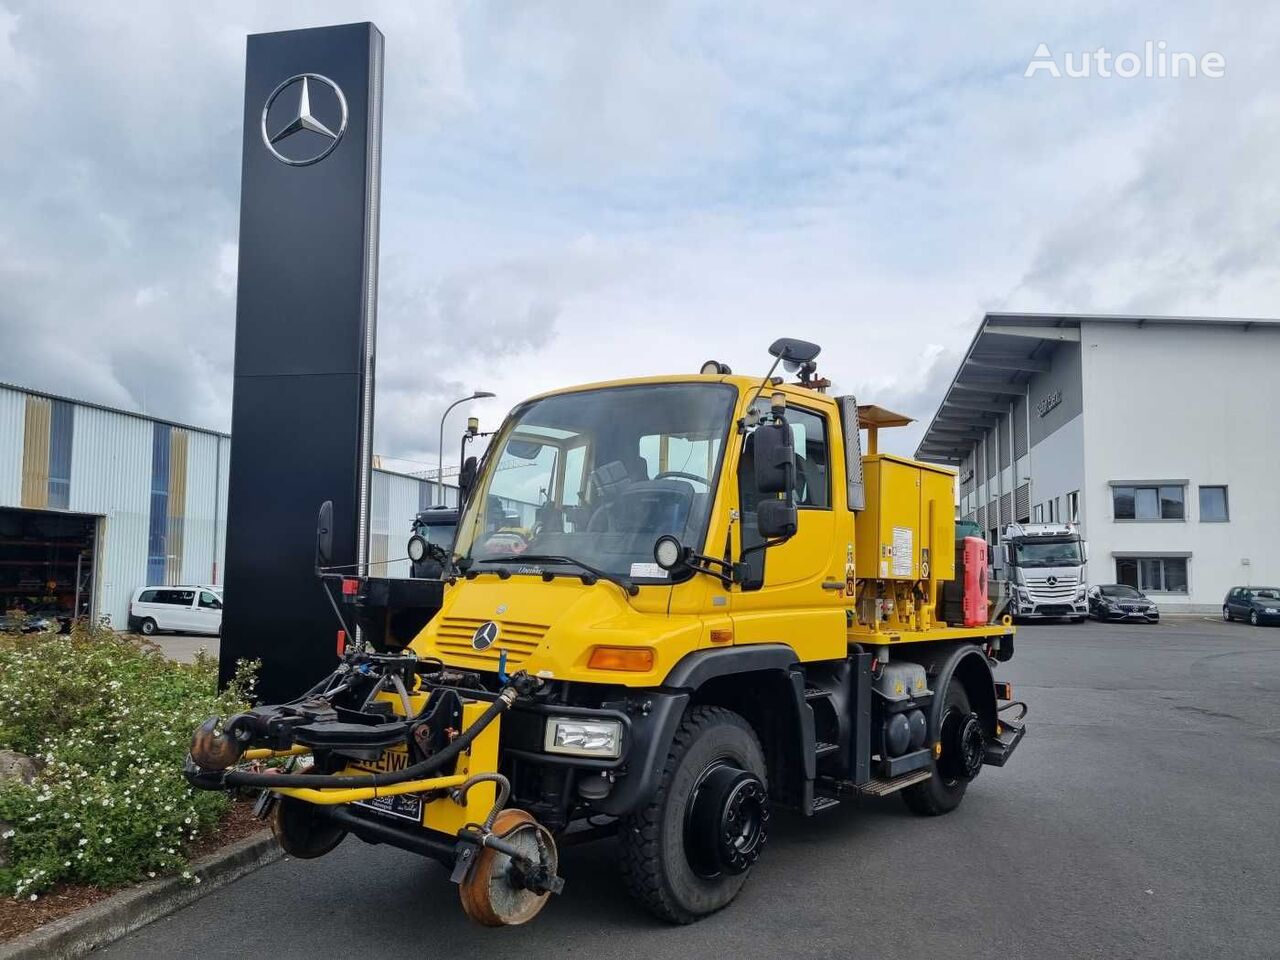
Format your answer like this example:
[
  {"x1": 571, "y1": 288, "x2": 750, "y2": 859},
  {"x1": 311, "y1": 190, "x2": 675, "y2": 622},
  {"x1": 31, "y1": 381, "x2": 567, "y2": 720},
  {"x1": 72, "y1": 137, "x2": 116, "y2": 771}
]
[{"x1": 470, "y1": 555, "x2": 639, "y2": 597}]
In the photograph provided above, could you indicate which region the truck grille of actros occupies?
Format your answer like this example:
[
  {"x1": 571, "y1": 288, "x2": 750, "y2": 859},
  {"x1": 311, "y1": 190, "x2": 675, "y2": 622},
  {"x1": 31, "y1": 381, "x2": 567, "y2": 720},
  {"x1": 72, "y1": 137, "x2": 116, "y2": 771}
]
[
  {"x1": 1024, "y1": 574, "x2": 1080, "y2": 602},
  {"x1": 432, "y1": 616, "x2": 548, "y2": 669}
]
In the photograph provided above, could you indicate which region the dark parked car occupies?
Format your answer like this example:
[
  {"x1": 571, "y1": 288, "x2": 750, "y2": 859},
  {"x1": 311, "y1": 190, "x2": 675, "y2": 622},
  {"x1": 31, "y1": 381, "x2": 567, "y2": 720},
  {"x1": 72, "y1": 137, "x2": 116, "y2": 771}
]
[
  {"x1": 1223, "y1": 586, "x2": 1280, "y2": 626},
  {"x1": 1087, "y1": 584, "x2": 1160, "y2": 622}
]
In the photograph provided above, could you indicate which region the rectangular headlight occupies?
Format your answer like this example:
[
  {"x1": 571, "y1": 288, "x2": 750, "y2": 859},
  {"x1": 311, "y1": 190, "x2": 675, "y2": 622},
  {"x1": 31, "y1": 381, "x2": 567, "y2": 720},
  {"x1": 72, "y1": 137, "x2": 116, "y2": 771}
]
[{"x1": 544, "y1": 718, "x2": 623, "y2": 758}]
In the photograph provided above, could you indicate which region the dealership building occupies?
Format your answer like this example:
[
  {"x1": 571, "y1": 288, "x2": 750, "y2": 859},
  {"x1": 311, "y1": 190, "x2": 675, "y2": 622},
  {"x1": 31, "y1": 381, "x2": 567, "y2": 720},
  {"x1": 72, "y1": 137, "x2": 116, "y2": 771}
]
[
  {"x1": 916, "y1": 312, "x2": 1280, "y2": 611},
  {"x1": 0, "y1": 382, "x2": 461, "y2": 629}
]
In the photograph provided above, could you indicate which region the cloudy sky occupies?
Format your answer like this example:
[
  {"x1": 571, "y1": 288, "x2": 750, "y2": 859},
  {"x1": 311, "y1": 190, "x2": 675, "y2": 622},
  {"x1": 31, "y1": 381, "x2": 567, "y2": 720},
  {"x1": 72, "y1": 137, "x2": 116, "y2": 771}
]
[{"x1": 1, "y1": 1, "x2": 1277, "y2": 469}]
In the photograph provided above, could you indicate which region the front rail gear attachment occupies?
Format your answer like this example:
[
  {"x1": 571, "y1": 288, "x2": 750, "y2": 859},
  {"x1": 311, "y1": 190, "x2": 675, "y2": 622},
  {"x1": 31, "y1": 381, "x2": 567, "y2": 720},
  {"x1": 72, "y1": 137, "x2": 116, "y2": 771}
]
[
  {"x1": 181, "y1": 654, "x2": 564, "y2": 925},
  {"x1": 456, "y1": 809, "x2": 563, "y2": 926}
]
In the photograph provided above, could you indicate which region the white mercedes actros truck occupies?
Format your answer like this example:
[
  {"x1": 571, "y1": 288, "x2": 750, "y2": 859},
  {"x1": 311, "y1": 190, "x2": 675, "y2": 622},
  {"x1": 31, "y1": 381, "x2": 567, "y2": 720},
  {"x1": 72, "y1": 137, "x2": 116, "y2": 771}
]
[{"x1": 1001, "y1": 522, "x2": 1089, "y2": 622}]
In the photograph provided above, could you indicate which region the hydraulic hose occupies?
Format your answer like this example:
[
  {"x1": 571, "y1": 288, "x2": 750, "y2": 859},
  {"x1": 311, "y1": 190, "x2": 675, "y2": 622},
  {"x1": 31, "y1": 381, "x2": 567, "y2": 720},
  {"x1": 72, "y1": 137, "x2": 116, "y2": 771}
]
[{"x1": 219, "y1": 686, "x2": 517, "y2": 790}]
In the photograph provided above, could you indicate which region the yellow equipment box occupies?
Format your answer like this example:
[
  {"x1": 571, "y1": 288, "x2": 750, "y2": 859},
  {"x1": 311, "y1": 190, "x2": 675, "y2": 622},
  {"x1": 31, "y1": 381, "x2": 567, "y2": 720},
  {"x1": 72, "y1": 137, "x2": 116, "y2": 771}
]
[{"x1": 856, "y1": 453, "x2": 956, "y2": 582}]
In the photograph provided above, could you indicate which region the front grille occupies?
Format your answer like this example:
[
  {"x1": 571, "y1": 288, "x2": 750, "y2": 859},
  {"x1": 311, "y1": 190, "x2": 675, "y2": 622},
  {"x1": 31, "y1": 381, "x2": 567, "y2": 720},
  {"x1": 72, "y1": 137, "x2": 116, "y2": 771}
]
[
  {"x1": 1024, "y1": 574, "x2": 1079, "y2": 602},
  {"x1": 430, "y1": 616, "x2": 548, "y2": 670}
]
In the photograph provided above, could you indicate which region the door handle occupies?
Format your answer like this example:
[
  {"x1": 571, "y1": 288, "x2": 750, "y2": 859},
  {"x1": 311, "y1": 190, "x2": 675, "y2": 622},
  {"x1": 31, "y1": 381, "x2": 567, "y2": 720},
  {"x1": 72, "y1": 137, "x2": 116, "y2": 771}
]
[{"x1": 821, "y1": 580, "x2": 844, "y2": 591}]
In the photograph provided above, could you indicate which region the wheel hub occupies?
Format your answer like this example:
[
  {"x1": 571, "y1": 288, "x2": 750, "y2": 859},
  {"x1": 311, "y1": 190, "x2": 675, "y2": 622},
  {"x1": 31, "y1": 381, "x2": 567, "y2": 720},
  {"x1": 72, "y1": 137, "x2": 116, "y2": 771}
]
[
  {"x1": 684, "y1": 761, "x2": 769, "y2": 879},
  {"x1": 939, "y1": 708, "x2": 985, "y2": 782}
]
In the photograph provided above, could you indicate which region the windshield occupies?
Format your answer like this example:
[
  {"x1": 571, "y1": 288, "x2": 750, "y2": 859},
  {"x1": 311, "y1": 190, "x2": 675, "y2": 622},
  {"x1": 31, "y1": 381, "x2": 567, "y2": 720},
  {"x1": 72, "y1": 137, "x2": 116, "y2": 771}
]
[
  {"x1": 1100, "y1": 585, "x2": 1140, "y2": 598},
  {"x1": 415, "y1": 521, "x2": 457, "y2": 546},
  {"x1": 1011, "y1": 540, "x2": 1083, "y2": 566},
  {"x1": 455, "y1": 383, "x2": 737, "y2": 583},
  {"x1": 1251, "y1": 588, "x2": 1280, "y2": 600}
]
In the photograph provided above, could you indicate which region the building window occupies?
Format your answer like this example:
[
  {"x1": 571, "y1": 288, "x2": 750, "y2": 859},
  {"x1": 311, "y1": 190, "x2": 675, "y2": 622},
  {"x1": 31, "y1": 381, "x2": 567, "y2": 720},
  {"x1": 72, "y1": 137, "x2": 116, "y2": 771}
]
[
  {"x1": 1113, "y1": 484, "x2": 1184, "y2": 520},
  {"x1": 1067, "y1": 490, "x2": 1079, "y2": 522},
  {"x1": 1198, "y1": 485, "x2": 1229, "y2": 522},
  {"x1": 1033, "y1": 503, "x2": 1044, "y2": 523},
  {"x1": 47, "y1": 400, "x2": 74, "y2": 509},
  {"x1": 1115, "y1": 556, "x2": 1189, "y2": 594}
]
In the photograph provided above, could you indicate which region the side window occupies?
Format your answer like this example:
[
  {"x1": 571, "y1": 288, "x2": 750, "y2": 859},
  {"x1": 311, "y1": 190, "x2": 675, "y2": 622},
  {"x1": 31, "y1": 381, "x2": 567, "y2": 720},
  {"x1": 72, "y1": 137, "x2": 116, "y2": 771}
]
[
  {"x1": 787, "y1": 407, "x2": 830, "y2": 509},
  {"x1": 138, "y1": 590, "x2": 158, "y2": 603},
  {"x1": 154, "y1": 590, "x2": 176, "y2": 605},
  {"x1": 199, "y1": 591, "x2": 221, "y2": 609},
  {"x1": 178, "y1": 590, "x2": 195, "y2": 606}
]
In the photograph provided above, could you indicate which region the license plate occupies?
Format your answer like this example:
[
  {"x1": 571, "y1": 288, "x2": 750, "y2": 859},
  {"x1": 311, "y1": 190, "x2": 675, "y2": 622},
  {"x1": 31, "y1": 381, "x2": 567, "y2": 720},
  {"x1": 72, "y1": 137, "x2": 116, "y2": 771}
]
[
  {"x1": 349, "y1": 748, "x2": 410, "y2": 775},
  {"x1": 353, "y1": 792, "x2": 423, "y2": 823}
]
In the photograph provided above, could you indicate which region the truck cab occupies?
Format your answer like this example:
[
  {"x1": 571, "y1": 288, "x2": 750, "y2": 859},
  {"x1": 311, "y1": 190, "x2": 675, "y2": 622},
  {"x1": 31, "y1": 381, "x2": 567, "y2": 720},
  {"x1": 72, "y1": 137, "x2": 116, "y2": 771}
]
[{"x1": 1001, "y1": 521, "x2": 1089, "y2": 621}]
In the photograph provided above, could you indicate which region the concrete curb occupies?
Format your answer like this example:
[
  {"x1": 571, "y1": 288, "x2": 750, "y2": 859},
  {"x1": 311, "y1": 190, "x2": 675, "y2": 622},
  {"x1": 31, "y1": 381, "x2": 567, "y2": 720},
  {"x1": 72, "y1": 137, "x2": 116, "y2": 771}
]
[{"x1": 0, "y1": 832, "x2": 282, "y2": 960}]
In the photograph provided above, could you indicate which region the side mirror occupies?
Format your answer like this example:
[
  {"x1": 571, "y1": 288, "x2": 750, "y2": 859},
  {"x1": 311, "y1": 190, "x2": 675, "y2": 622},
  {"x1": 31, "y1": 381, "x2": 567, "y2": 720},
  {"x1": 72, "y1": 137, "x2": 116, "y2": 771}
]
[
  {"x1": 757, "y1": 499, "x2": 798, "y2": 539},
  {"x1": 1081, "y1": 542, "x2": 1089, "y2": 562},
  {"x1": 753, "y1": 421, "x2": 794, "y2": 494},
  {"x1": 459, "y1": 456, "x2": 478, "y2": 502},
  {"x1": 1001, "y1": 544, "x2": 1011, "y2": 565},
  {"x1": 315, "y1": 500, "x2": 334, "y2": 571}
]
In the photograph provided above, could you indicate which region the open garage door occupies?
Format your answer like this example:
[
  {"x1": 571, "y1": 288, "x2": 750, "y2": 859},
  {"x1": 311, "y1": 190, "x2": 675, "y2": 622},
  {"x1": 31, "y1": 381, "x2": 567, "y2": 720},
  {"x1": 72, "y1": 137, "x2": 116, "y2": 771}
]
[{"x1": 0, "y1": 507, "x2": 98, "y2": 632}]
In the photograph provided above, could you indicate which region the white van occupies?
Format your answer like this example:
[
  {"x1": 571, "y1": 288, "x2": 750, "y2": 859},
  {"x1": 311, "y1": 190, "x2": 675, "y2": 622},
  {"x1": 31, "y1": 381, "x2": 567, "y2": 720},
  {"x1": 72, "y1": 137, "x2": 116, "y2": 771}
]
[{"x1": 128, "y1": 585, "x2": 223, "y2": 637}]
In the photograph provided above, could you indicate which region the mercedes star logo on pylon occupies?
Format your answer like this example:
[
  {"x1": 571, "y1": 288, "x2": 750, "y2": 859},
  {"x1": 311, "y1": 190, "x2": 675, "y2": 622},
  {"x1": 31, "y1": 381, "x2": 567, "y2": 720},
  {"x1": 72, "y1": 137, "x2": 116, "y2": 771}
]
[
  {"x1": 471, "y1": 621, "x2": 500, "y2": 651},
  {"x1": 260, "y1": 73, "x2": 348, "y2": 166}
]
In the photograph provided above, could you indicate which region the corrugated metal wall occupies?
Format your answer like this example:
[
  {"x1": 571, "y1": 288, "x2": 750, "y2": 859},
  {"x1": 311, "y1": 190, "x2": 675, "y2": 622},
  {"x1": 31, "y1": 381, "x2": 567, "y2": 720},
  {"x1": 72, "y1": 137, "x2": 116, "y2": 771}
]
[
  {"x1": 0, "y1": 387, "x2": 24, "y2": 505},
  {"x1": 214, "y1": 436, "x2": 230, "y2": 584},
  {"x1": 386, "y1": 473, "x2": 421, "y2": 579},
  {"x1": 1, "y1": 384, "x2": 469, "y2": 629},
  {"x1": 68, "y1": 404, "x2": 153, "y2": 629},
  {"x1": 183, "y1": 430, "x2": 221, "y2": 586}
]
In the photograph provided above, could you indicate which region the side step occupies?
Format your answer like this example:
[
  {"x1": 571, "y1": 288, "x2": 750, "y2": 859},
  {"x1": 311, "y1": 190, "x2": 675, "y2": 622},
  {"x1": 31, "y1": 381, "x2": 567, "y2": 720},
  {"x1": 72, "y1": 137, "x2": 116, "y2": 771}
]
[
  {"x1": 809, "y1": 795, "x2": 841, "y2": 814},
  {"x1": 817, "y1": 768, "x2": 933, "y2": 800},
  {"x1": 857, "y1": 769, "x2": 932, "y2": 797}
]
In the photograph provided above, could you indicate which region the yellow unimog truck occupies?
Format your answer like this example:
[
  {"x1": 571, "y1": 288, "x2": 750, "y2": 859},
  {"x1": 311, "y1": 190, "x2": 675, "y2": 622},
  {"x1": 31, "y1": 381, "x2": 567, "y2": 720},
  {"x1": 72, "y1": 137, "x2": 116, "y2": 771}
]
[{"x1": 186, "y1": 339, "x2": 1024, "y2": 926}]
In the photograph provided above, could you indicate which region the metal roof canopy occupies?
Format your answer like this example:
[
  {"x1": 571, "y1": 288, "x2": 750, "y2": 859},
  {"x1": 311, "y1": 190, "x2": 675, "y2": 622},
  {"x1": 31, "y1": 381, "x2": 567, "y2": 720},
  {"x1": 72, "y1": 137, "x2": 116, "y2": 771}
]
[{"x1": 914, "y1": 312, "x2": 1280, "y2": 463}]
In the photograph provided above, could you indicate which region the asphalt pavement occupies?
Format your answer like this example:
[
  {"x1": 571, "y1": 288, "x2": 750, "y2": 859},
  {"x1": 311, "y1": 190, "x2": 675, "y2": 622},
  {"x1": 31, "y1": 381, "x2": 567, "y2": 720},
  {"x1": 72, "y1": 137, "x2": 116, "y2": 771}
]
[{"x1": 102, "y1": 617, "x2": 1280, "y2": 960}]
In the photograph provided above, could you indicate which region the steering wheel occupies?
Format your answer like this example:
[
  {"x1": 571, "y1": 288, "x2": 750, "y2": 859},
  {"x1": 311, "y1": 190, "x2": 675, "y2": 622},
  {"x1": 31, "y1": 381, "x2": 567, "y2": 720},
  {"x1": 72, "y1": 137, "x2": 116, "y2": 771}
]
[{"x1": 652, "y1": 471, "x2": 709, "y2": 486}]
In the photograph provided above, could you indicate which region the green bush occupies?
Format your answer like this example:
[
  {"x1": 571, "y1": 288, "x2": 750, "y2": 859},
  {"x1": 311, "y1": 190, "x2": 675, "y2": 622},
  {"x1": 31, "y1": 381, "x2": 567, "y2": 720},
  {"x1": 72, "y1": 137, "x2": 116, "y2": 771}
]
[{"x1": 0, "y1": 623, "x2": 255, "y2": 899}]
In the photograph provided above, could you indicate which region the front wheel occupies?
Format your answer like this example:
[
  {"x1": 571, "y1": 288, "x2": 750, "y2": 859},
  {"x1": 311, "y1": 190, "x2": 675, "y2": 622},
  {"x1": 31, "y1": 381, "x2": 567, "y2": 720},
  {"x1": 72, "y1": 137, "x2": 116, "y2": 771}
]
[
  {"x1": 1223, "y1": 605, "x2": 1232, "y2": 622},
  {"x1": 1250, "y1": 610, "x2": 1260, "y2": 626},
  {"x1": 619, "y1": 706, "x2": 769, "y2": 924},
  {"x1": 902, "y1": 681, "x2": 984, "y2": 817}
]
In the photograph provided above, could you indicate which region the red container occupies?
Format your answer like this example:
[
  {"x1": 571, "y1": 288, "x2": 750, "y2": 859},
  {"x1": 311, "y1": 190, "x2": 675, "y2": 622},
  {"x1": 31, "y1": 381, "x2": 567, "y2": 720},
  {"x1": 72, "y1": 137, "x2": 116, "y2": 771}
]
[{"x1": 961, "y1": 536, "x2": 988, "y2": 626}]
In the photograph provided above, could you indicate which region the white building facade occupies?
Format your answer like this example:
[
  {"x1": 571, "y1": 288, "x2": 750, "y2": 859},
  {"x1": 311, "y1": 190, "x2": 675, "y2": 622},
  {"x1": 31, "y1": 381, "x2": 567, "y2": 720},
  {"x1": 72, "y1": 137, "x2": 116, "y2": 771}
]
[{"x1": 917, "y1": 313, "x2": 1280, "y2": 612}]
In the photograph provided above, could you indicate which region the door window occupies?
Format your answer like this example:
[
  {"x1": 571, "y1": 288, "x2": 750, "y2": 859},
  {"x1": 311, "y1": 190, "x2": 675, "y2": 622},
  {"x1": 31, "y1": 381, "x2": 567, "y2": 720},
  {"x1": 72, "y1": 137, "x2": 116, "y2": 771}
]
[{"x1": 199, "y1": 591, "x2": 222, "y2": 610}]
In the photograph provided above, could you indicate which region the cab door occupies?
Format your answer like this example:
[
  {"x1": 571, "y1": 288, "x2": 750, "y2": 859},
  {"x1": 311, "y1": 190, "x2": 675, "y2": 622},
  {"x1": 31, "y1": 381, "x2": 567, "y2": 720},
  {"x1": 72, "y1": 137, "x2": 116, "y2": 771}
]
[{"x1": 729, "y1": 403, "x2": 846, "y2": 659}]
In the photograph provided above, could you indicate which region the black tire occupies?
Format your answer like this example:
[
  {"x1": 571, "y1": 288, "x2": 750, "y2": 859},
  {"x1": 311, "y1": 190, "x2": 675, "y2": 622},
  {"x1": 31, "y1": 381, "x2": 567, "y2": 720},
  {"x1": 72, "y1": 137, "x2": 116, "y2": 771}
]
[
  {"x1": 619, "y1": 705, "x2": 768, "y2": 924},
  {"x1": 139, "y1": 618, "x2": 158, "y2": 636},
  {"x1": 902, "y1": 682, "x2": 979, "y2": 817},
  {"x1": 1223, "y1": 605, "x2": 1232, "y2": 622},
  {"x1": 1250, "y1": 610, "x2": 1260, "y2": 626}
]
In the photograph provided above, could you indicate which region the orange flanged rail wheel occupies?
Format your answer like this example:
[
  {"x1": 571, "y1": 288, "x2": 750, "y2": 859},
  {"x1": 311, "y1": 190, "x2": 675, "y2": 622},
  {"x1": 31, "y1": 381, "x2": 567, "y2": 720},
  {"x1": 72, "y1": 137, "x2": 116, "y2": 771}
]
[{"x1": 459, "y1": 809, "x2": 559, "y2": 926}]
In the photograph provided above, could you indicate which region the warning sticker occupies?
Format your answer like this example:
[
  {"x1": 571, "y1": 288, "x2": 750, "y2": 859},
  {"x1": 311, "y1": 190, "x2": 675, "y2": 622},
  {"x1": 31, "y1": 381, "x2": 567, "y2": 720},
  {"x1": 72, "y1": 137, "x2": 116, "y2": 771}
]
[
  {"x1": 891, "y1": 526, "x2": 914, "y2": 577},
  {"x1": 630, "y1": 562, "x2": 668, "y2": 579}
]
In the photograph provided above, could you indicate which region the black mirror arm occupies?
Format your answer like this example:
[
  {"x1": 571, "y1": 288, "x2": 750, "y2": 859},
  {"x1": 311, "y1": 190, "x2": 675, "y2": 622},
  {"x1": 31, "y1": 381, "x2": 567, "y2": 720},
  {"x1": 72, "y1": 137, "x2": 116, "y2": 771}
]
[{"x1": 683, "y1": 550, "x2": 735, "y2": 587}]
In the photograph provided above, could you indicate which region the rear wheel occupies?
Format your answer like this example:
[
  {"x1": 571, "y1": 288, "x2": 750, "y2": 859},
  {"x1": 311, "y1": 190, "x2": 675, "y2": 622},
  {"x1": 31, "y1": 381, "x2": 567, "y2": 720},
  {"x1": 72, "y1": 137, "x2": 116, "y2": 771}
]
[
  {"x1": 619, "y1": 706, "x2": 768, "y2": 924},
  {"x1": 902, "y1": 681, "x2": 984, "y2": 817},
  {"x1": 139, "y1": 618, "x2": 157, "y2": 636}
]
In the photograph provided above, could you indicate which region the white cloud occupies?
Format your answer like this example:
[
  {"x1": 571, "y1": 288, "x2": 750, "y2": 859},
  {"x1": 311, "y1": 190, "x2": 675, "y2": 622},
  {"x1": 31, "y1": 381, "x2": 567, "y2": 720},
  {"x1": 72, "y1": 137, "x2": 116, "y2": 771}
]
[{"x1": 0, "y1": 0, "x2": 1277, "y2": 471}]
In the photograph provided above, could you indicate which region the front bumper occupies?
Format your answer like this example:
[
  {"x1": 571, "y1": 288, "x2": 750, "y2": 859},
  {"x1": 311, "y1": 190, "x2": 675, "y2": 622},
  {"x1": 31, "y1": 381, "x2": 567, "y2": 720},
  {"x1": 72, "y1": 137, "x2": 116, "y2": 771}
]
[
  {"x1": 1012, "y1": 599, "x2": 1087, "y2": 619},
  {"x1": 1097, "y1": 607, "x2": 1159, "y2": 622}
]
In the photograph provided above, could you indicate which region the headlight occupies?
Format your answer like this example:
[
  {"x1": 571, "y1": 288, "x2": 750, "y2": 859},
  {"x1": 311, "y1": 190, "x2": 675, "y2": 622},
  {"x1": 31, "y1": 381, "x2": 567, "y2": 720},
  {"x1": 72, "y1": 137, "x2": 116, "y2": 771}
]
[
  {"x1": 407, "y1": 535, "x2": 427, "y2": 563},
  {"x1": 544, "y1": 718, "x2": 623, "y2": 758},
  {"x1": 1265, "y1": 607, "x2": 1278, "y2": 614}
]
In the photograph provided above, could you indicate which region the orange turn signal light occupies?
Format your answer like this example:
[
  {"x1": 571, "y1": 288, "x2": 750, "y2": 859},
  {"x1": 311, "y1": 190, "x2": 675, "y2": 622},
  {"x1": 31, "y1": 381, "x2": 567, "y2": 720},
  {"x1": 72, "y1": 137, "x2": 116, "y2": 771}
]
[
  {"x1": 588, "y1": 646, "x2": 655, "y2": 672},
  {"x1": 709, "y1": 628, "x2": 733, "y2": 644}
]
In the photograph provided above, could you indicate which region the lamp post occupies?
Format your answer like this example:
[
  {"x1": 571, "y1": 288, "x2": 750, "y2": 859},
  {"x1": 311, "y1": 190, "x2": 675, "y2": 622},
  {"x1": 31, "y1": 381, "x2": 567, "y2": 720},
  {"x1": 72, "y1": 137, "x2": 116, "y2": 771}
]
[{"x1": 438, "y1": 391, "x2": 495, "y2": 505}]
